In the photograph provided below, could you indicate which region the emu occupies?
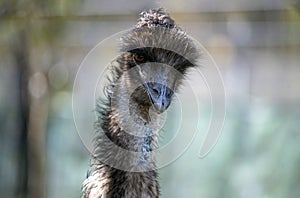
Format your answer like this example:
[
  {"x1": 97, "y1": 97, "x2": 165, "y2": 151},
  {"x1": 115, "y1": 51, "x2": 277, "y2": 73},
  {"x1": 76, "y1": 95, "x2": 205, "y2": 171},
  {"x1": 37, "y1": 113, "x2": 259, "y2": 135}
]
[{"x1": 81, "y1": 8, "x2": 200, "y2": 198}]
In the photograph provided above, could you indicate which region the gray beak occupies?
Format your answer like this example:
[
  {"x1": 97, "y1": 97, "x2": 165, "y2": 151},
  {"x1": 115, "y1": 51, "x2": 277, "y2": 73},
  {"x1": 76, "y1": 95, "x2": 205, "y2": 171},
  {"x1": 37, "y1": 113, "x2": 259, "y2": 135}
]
[{"x1": 145, "y1": 82, "x2": 174, "y2": 113}]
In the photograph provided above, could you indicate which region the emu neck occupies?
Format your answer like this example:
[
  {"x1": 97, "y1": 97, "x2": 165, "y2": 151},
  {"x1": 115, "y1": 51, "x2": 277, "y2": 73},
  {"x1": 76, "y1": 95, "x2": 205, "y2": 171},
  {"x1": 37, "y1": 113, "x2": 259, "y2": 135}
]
[
  {"x1": 109, "y1": 99, "x2": 161, "y2": 169},
  {"x1": 93, "y1": 86, "x2": 164, "y2": 172},
  {"x1": 100, "y1": 79, "x2": 163, "y2": 168},
  {"x1": 85, "y1": 78, "x2": 161, "y2": 197}
]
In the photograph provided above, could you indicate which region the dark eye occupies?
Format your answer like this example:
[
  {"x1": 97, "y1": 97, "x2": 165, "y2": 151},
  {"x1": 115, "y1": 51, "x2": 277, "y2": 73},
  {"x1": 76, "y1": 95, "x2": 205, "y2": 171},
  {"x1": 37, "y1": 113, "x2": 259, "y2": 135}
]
[{"x1": 133, "y1": 53, "x2": 146, "y2": 63}]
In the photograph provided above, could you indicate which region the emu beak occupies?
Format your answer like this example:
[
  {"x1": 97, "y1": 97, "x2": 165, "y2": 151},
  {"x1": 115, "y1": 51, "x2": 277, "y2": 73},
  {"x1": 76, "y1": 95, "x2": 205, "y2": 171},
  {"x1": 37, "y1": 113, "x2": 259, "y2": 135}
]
[{"x1": 145, "y1": 82, "x2": 174, "y2": 113}]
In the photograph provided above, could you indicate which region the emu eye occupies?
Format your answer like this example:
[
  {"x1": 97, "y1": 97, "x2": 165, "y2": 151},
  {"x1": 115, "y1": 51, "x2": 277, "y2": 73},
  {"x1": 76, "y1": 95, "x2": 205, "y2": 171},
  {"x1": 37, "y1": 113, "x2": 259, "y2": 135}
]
[{"x1": 133, "y1": 53, "x2": 146, "y2": 63}]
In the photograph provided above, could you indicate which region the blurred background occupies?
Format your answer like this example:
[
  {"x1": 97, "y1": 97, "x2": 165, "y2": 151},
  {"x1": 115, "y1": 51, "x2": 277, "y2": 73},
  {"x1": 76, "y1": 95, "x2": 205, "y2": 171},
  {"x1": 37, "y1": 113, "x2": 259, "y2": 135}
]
[{"x1": 0, "y1": 0, "x2": 300, "y2": 197}]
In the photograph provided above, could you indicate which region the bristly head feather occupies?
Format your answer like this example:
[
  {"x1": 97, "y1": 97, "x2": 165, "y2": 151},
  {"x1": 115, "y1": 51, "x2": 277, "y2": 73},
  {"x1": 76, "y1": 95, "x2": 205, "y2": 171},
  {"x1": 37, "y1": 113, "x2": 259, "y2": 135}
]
[
  {"x1": 136, "y1": 8, "x2": 177, "y2": 29},
  {"x1": 120, "y1": 8, "x2": 200, "y2": 73}
]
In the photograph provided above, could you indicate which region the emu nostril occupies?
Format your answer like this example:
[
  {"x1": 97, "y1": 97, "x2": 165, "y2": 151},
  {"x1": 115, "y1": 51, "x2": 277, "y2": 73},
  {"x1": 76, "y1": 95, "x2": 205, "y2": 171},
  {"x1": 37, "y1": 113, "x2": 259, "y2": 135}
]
[
  {"x1": 166, "y1": 89, "x2": 173, "y2": 98},
  {"x1": 152, "y1": 87, "x2": 159, "y2": 96}
]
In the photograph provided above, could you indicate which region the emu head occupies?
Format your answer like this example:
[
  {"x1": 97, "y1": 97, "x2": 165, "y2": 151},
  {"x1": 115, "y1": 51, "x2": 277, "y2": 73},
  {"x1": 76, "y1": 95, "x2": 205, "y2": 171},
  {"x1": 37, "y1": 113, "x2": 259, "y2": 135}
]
[{"x1": 114, "y1": 9, "x2": 200, "y2": 123}]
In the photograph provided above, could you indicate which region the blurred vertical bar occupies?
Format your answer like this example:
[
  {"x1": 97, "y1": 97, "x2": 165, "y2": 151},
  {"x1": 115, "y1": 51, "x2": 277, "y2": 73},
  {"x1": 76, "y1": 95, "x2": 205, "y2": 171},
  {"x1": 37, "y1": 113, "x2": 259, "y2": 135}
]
[
  {"x1": 11, "y1": 29, "x2": 30, "y2": 198},
  {"x1": 27, "y1": 68, "x2": 48, "y2": 198},
  {"x1": 11, "y1": 24, "x2": 48, "y2": 198}
]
